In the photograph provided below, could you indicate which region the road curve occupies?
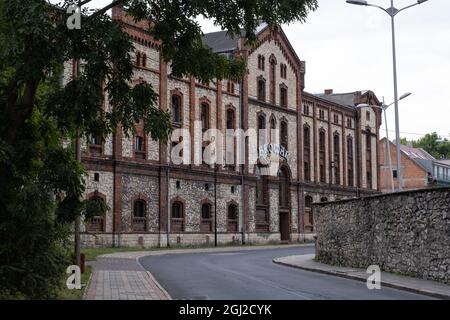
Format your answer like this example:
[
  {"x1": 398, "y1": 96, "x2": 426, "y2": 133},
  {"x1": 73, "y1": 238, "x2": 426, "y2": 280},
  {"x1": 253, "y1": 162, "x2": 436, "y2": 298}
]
[{"x1": 139, "y1": 246, "x2": 434, "y2": 300}]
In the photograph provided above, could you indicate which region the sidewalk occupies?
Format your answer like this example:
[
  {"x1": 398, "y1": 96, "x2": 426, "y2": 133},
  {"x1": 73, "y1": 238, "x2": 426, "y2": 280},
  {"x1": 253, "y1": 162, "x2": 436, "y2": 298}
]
[
  {"x1": 84, "y1": 257, "x2": 171, "y2": 300},
  {"x1": 273, "y1": 254, "x2": 450, "y2": 300},
  {"x1": 84, "y1": 243, "x2": 313, "y2": 300}
]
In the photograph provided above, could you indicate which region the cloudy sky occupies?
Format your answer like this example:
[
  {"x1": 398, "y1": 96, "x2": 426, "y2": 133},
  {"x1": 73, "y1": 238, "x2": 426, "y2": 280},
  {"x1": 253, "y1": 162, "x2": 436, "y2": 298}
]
[{"x1": 79, "y1": 0, "x2": 450, "y2": 141}]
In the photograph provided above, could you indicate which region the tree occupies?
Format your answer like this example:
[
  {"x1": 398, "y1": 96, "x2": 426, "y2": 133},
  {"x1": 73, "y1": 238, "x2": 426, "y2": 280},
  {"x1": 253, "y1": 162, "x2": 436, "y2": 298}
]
[
  {"x1": 0, "y1": 0, "x2": 318, "y2": 298},
  {"x1": 400, "y1": 133, "x2": 450, "y2": 159}
]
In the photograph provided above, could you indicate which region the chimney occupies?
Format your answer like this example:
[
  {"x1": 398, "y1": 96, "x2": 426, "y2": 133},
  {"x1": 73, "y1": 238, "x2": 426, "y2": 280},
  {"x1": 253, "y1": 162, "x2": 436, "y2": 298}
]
[{"x1": 324, "y1": 89, "x2": 333, "y2": 95}]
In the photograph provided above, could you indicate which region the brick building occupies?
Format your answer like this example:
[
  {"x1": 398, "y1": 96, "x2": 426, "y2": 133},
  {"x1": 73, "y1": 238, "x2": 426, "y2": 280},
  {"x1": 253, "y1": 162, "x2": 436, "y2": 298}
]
[{"x1": 75, "y1": 7, "x2": 382, "y2": 247}]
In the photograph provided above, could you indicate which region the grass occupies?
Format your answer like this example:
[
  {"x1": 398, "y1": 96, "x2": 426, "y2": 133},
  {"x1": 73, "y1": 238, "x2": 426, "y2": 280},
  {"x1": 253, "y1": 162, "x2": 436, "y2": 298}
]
[{"x1": 57, "y1": 266, "x2": 92, "y2": 300}]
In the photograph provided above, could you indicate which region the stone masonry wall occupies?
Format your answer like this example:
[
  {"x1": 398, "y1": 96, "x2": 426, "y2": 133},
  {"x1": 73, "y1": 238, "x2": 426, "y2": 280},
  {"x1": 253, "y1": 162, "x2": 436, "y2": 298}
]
[{"x1": 314, "y1": 188, "x2": 450, "y2": 284}]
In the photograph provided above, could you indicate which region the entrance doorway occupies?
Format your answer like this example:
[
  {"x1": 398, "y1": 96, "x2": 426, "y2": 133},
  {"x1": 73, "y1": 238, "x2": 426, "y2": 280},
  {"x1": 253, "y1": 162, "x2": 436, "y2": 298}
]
[{"x1": 279, "y1": 211, "x2": 290, "y2": 241}]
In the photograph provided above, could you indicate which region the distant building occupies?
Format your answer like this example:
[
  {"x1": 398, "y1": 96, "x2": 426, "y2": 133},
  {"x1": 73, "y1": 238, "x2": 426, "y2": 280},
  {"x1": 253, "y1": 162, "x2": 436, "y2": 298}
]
[
  {"x1": 433, "y1": 160, "x2": 450, "y2": 186},
  {"x1": 379, "y1": 138, "x2": 432, "y2": 192},
  {"x1": 378, "y1": 138, "x2": 450, "y2": 192}
]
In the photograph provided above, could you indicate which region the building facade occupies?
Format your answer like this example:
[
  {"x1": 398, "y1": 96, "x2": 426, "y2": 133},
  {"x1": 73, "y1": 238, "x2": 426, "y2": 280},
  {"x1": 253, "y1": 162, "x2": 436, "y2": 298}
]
[{"x1": 77, "y1": 7, "x2": 382, "y2": 248}]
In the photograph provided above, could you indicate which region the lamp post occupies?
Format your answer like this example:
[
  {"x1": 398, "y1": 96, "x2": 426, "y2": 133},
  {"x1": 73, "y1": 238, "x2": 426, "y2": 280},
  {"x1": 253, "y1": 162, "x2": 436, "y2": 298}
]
[
  {"x1": 356, "y1": 92, "x2": 411, "y2": 193},
  {"x1": 346, "y1": 0, "x2": 429, "y2": 191}
]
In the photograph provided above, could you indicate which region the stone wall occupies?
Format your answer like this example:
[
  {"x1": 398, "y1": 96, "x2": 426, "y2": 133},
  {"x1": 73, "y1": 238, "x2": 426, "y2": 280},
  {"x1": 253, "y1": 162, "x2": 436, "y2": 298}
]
[{"x1": 314, "y1": 188, "x2": 450, "y2": 284}]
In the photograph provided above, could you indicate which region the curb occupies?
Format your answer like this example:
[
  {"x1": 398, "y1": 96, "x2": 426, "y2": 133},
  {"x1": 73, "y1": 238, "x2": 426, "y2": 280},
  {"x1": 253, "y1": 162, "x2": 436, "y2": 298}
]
[
  {"x1": 135, "y1": 256, "x2": 172, "y2": 300},
  {"x1": 98, "y1": 243, "x2": 315, "y2": 260},
  {"x1": 273, "y1": 258, "x2": 450, "y2": 300}
]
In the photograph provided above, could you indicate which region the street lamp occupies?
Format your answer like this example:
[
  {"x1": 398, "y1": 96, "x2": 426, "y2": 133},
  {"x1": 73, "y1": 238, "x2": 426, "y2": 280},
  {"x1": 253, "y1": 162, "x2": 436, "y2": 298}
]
[
  {"x1": 356, "y1": 93, "x2": 412, "y2": 193},
  {"x1": 346, "y1": 0, "x2": 429, "y2": 191}
]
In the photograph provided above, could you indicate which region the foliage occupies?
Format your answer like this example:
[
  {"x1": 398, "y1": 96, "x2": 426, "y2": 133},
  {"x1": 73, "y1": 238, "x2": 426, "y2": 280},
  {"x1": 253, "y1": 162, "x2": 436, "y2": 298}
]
[{"x1": 0, "y1": 0, "x2": 317, "y2": 298}]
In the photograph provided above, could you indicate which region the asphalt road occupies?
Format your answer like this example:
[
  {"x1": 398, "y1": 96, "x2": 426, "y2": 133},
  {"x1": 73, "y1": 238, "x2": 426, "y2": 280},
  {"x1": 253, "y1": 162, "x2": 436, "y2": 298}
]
[{"x1": 139, "y1": 246, "x2": 434, "y2": 300}]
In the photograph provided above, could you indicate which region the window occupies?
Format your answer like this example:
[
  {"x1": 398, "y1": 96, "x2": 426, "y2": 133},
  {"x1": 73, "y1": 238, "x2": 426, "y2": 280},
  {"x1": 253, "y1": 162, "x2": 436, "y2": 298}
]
[
  {"x1": 171, "y1": 202, "x2": 184, "y2": 232},
  {"x1": 257, "y1": 114, "x2": 266, "y2": 150},
  {"x1": 257, "y1": 78, "x2": 266, "y2": 102},
  {"x1": 270, "y1": 56, "x2": 276, "y2": 104},
  {"x1": 320, "y1": 197, "x2": 328, "y2": 202},
  {"x1": 132, "y1": 200, "x2": 147, "y2": 232},
  {"x1": 303, "y1": 104, "x2": 309, "y2": 116},
  {"x1": 303, "y1": 126, "x2": 311, "y2": 181},
  {"x1": 256, "y1": 174, "x2": 268, "y2": 206},
  {"x1": 227, "y1": 81, "x2": 235, "y2": 94},
  {"x1": 333, "y1": 114, "x2": 339, "y2": 124},
  {"x1": 366, "y1": 129, "x2": 372, "y2": 188},
  {"x1": 278, "y1": 167, "x2": 289, "y2": 208},
  {"x1": 269, "y1": 117, "x2": 276, "y2": 143},
  {"x1": 172, "y1": 94, "x2": 182, "y2": 124},
  {"x1": 280, "y1": 64, "x2": 287, "y2": 79},
  {"x1": 226, "y1": 108, "x2": 236, "y2": 170},
  {"x1": 319, "y1": 109, "x2": 325, "y2": 120},
  {"x1": 258, "y1": 55, "x2": 265, "y2": 70},
  {"x1": 347, "y1": 118, "x2": 352, "y2": 128},
  {"x1": 280, "y1": 121, "x2": 288, "y2": 150},
  {"x1": 333, "y1": 133, "x2": 340, "y2": 185},
  {"x1": 319, "y1": 130, "x2": 326, "y2": 183},
  {"x1": 392, "y1": 170, "x2": 398, "y2": 178},
  {"x1": 135, "y1": 136, "x2": 144, "y2": 152},
  {"x1": 201, "y1": 103, "x2": 209, "y2": 131},
  {"x1": 280, "y1": 86, "x2": 287, "y2": 108},
  {"x1": 366, "y1": 111, "x2": 371, "y2": 121},
  {"x1": 90, "y1": 134, "x2": 101, "y2": 146},
  {"x1": 85, "y1": 195, "x2": 105, "y2": 232},
  {"x1": 142, "y1": 53, "x2": 146, "y2": 68},
  {"x1": 226, "y1": 109, "x2": 235, "y2": 130},
  {"x1": 136, "y1": 52, "x2": 141, "y2": 66},
  {"x1": 94, "y1": 173, "x2": 100, "y2": 182},
  {"x1": 227, "y1": 204, "x2": 239, "y2": 232},
  {"x1": 200, "y1": 203, "x2": 212, "y2": 232},
  {"x1": 347, "y1": 136, "x2": 354, "y2": 187}
]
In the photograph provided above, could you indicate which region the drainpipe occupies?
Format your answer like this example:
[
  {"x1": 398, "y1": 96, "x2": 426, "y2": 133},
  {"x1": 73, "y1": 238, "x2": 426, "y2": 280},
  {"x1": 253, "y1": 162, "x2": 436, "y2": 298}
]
[
  {"x1": 166, "y1": 165, "x2": 170, "y2": 247},
  {"x1": 239, "y1": 79, "x2": 246, "y2": 245}
]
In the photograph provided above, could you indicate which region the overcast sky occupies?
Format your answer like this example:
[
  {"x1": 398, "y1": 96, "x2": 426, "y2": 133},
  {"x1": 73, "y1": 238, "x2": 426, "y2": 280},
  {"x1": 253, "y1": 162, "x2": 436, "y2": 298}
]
[{"x1": 78, "y1": 0, "x2": 450, "y2": 141}]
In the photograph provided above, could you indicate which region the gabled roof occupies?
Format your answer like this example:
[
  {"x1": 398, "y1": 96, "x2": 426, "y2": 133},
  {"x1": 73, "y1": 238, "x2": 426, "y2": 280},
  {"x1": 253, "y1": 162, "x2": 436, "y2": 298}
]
[
  {"x1": 315, "y1": 90, "x2": 381, "y2": 109},
  {"x1": 400, "y1": 144, "x2": 435, "y2": 161},
  {"x1": 202, "y1": 30, "x2": 243, "y2": 53}
]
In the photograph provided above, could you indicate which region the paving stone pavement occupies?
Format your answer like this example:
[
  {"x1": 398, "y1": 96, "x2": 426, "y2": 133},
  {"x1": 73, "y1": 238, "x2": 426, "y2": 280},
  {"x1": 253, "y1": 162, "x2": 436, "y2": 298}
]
[{"x1": 84, "y1": 258, "x2": 170, "y2": 300}]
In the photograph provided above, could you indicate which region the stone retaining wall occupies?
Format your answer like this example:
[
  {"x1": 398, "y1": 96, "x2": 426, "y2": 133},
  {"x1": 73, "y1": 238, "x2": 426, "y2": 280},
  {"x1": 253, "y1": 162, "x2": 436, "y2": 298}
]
[{"x1": 313, "y1": 188, "x2": 450, "y2": 284}]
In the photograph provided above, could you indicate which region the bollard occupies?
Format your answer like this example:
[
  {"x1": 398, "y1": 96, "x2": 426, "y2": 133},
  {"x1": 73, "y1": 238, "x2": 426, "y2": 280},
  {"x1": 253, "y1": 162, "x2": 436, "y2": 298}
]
[{"x1": 80, "y1": 253, "x2": 85, "y2": 274}]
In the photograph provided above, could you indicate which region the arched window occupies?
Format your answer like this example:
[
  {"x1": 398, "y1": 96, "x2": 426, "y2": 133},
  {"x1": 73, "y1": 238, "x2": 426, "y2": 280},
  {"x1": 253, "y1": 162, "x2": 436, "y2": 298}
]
[
  {"x1": 142, "y1": 53, "x2": 147, "y2": 68},
  {"x1": 305, "y1": 195, "x2": 314, "y2": 232},
  {"x1": 85, "y1": 194, "x2": 106, "y2": 232},
  {"x1": 226, "y1": 109, "x2": 235, "y2": 130},
  {"x1": 172, "y1": 94, "x2": 182, "y2": 124},
  {"x1": 136, "y1": 52, "x2": 141, "y2": 66},
  {"x1": 278, "y1": 167, "x2": 290, "y2": 208},
  {"x1": 280, "y1": 86, "x2": 288, "y2": 108},
  {"x1": 333, "y1": 133, "x2": 340, "y2": 185},
  {"x1": 366, "y1": 128, "x2": 372, "y2": 188},
  {"x1": 132, "y1": 199, "x2": 147, "y2": 232},
  {"x1": 171, "y1": 201, "x2": 184, "y2": 232},
  {"x1": 347, "y1": 136, "x2": 354, "y2": 187},
  {"x1": 319, "y1": 129, "x2": 326, "y2": 183},
  {"x1": 200, "y1": 202, "x2": 212, "y2": 232},
  {"x1": 201, "y1": 102, "x2": 210, "y2": 131},
  {"x1": 269, "y1": 117, "x2": 276, "y2": 143},
  {"x1": 227, "y1": 204, "x2": 238, "y2": 232},
  {"x1": 303, "y1": 126, "x2": 311, "y2": 181},
  {"x1": 257, "y1": 78, "x2": 266, "y2": 102},
  {"x1": 270, "y1": 56, "x2": 277, "y2": 104},
  {"x1": 257, "y1": 114, "x2": 266, "y2": 149},
  {"x1": 280, "y1": 121, "x2": 288, "y2": 150}
]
